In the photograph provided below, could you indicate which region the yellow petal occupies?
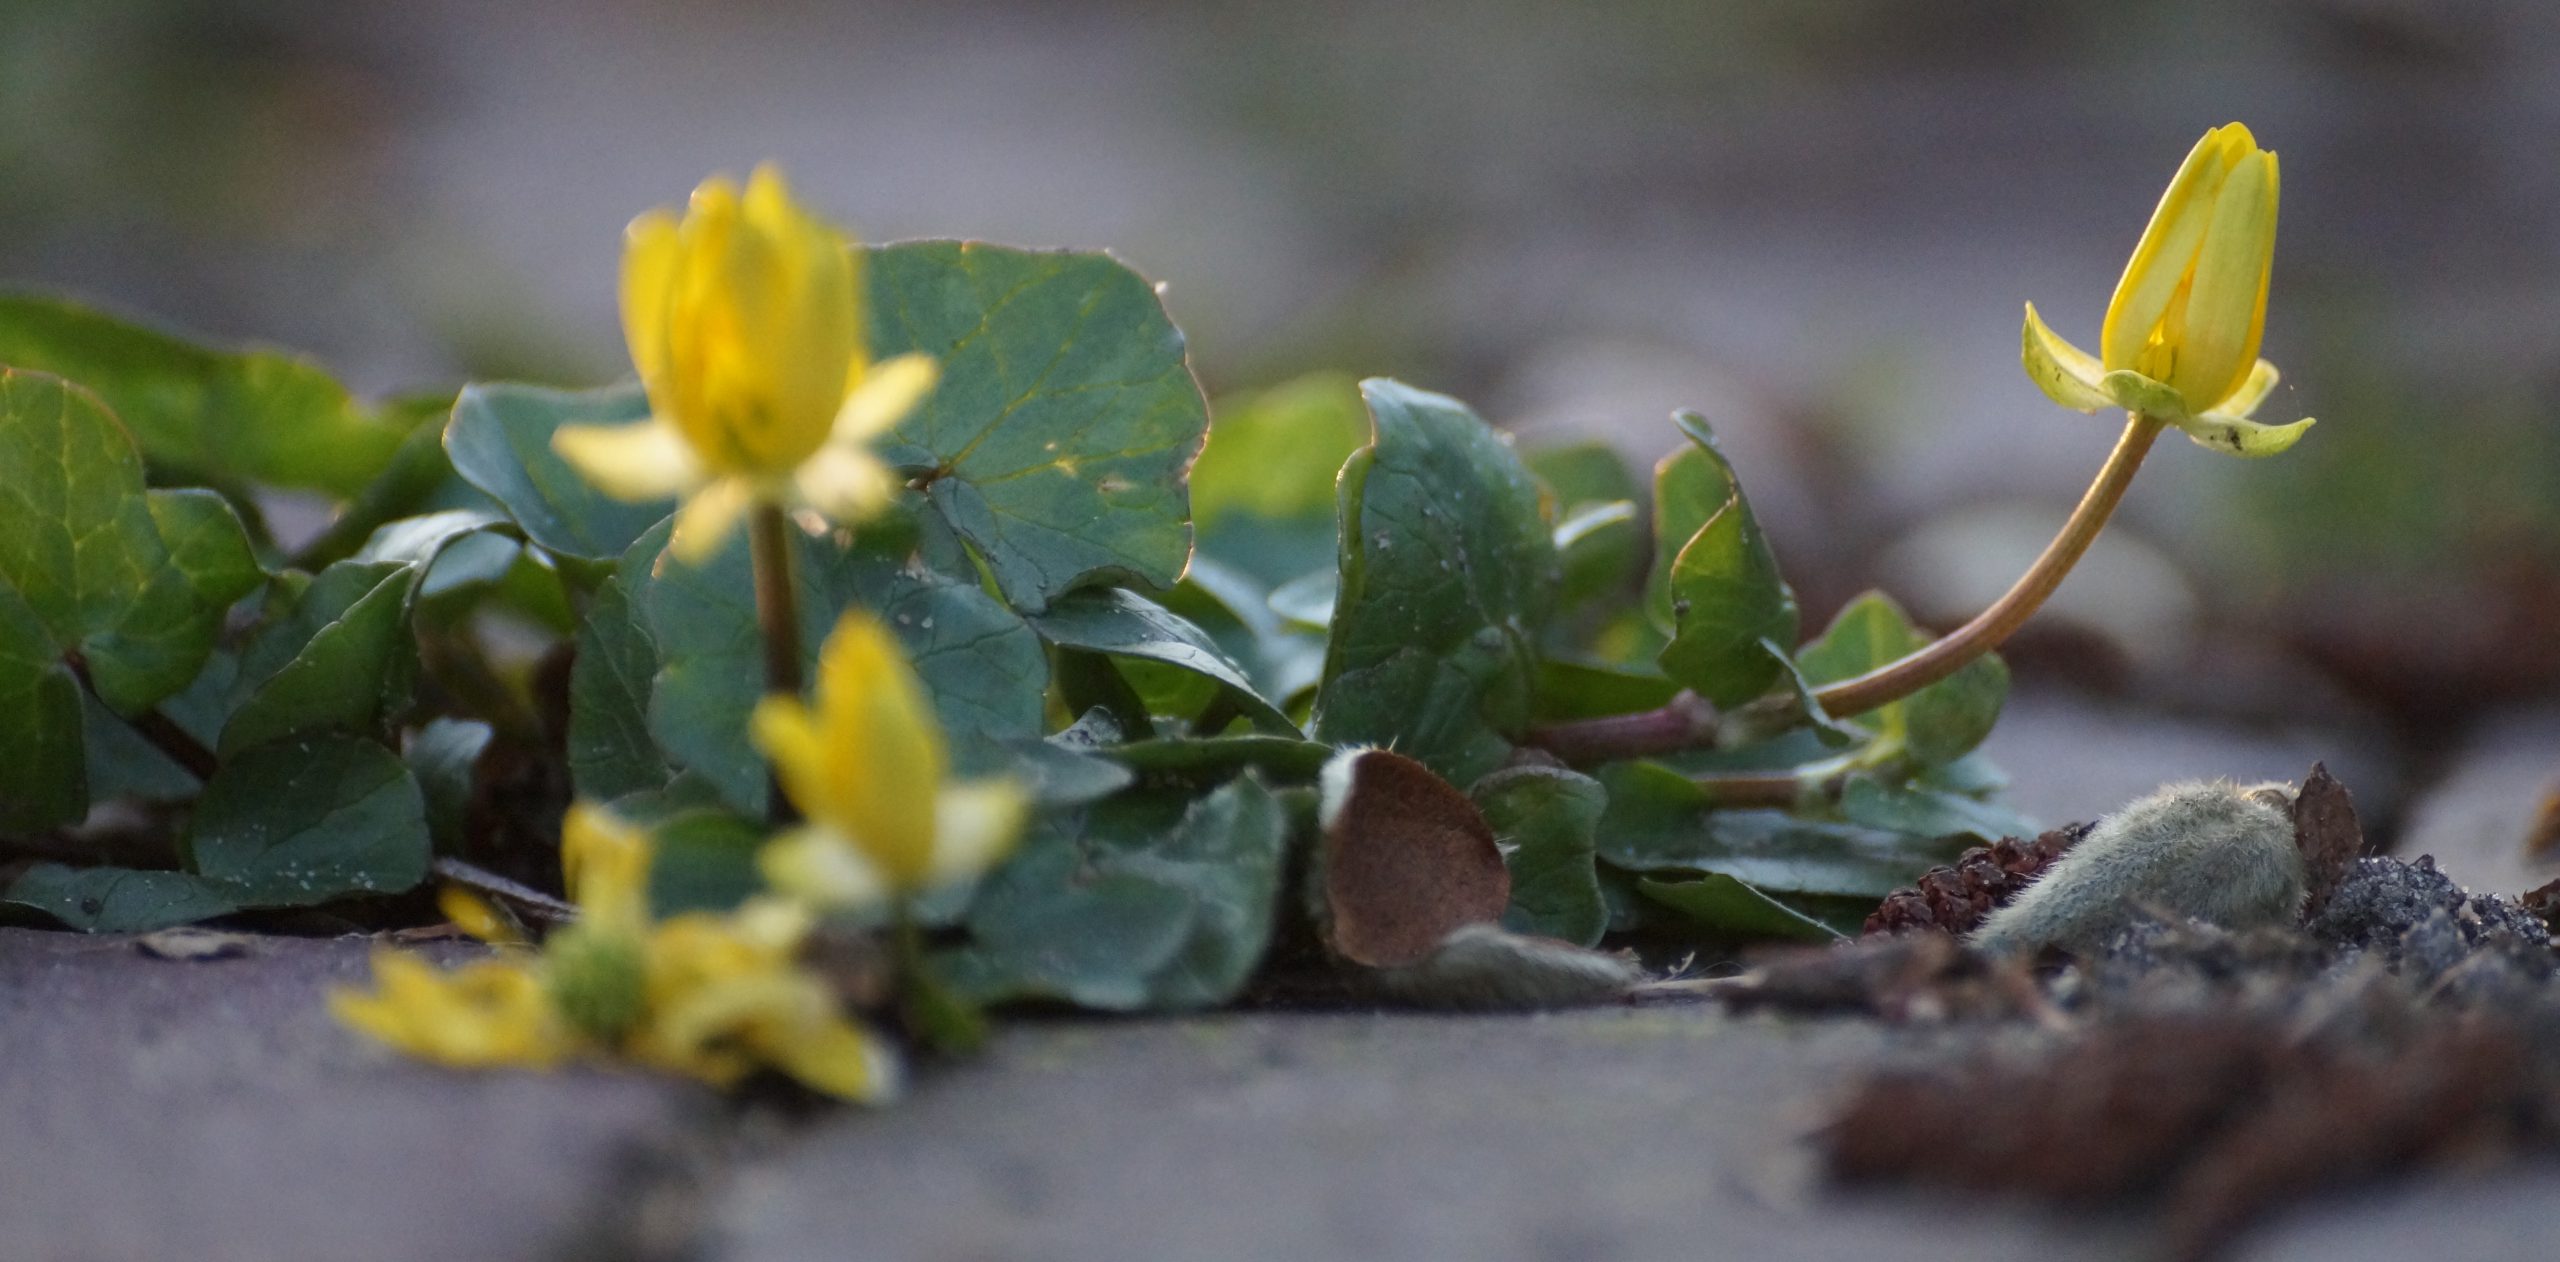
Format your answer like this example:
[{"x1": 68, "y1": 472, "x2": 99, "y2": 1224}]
[
  {"x1": 758, "y1": 825, "x2": 892, "y2": 910},
  {"x1": 2172, "y1": 148, "x2": 2278, "y2": 410},
  {"x1": 791, "y1": 445, "x2": 899, "y2": 524},
  {"x1": 2020, "y1": 302, "x2": 2114, "y2": 412},
  {"x1": 553, "y1": 418, "x2": 706, "y2": 503},
  {"x1": 2103, "y1": 124, "x2": 2251, "y2": 374},
  {"x1": 765, "y1": 1012, "x2": 903, "y2": 1103},
  {"x1": 2218, "y1": 359, "x2": 2280, "y2": 419},
  {"x1": 2176, "y1": 411, "x2": 2314, "y2": 459},
  {"x1": 560, "y1": 803, "x2": 654, "y2": 932},
  {"x1": 438, "y1": 886, "x2": 527, "y2": 947},
  {"x1": 812, "y1": 613, "x2": 947, "y2": 885},
  {"x1": 620, "y1": 211, "x2": 682, "y2": 408},
  {"x1": 928, "y1": 780, "x2": 1029, "y2": 887},
  {"x1": 667, "y1": 478, "x2": 756, "y2": 565},
  {"x1": 750, "y1": 697, "x2": 836, "y2": 822},
  {"x1": 332, "y1": 951, "x2": 568, "y2": 1069},
  {"x1": 833, "y1": 353, "x2": 939, "y2": 445}
]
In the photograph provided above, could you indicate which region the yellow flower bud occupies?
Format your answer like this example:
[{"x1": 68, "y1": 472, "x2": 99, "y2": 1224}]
[
  {"x1": 2020, "y1": 123, "x2": 2314, "y2": 458},
  {"x1": 752, "y1": 611, "x2": 1028, "y2": 907},
  {"x1": 554, "y1": 165, "x2": 941, "y2": 562},
  {"x1": 2101, "y1": 123, "x2": 2279, "y2": 414}
]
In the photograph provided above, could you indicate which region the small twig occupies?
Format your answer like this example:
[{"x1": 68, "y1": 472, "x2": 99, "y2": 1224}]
[{"x1": 431, "y1": 856, "x2": 578, "y2": 925}]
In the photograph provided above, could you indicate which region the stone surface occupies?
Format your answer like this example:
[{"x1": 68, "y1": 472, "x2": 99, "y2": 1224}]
[
  {"x1": 708, "y1": 1006, "x2": 2108, "y2": 1262},
  {"x1": 0, "y1": 928, "x2": 720, "y2": 1262},
  {"x1": 8, "y1": 925, "x2": 2560, "y2": 1262}
]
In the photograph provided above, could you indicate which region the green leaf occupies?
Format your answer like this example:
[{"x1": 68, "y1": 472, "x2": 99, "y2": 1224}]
[
  {"x1": 4, "y1": 867, "x2": 243, "y2": 933},
  {"x1": 1028, "y1": 587, "x2": 1297, "y2": 734},
  {"x1": 1530, "y1": 656, "x2": 1682, "y2": 723},
  {"x1": 1838, "y1": 777, "x2": 2036, "y2": 844},
  {"x1": 444, "y1": 382, "x2": 673, "y2": 563},
  {"x1": 1636, "y1": 874, "x2": 1844, "y2": 942},
  {"x1": 190, "y1": 733, "x2": 432, "y2": 904},
  {"x1": 1104, "y1": 733, "x2": 1337, "y2": 783},
  {"x1": 943, "y1": 777, "x2": 1291, "y2": 1011},
  {"x1": 220, "y1": 558, "x2": 420, "y2": 755},
  {"x1": 632, "y1": 520, "x2": 1049, "y2": 815},
  {"x1": 1313, "y1": 380, "x2": 1559, "y2": 785},
  {"x1": 1528, "y1": 440, "x2": 1641, "y2": 510},
  {"x1": 1649, "y1": 412, "x2": 1796, "y2": 707},
  {"x1": 1157, "y1": 558, "x2": 1326, "y2": 713},
  {"x1": 1553, "y1": 499, "x2": 1642, "y2": 610},
  {"x1": 0, "y1": 585, "x2": 84, "y2": 833},
  {"x1": 1472, "y1": 765, "x2": 1609, "y2": 947},
  {"x1": 404, "y1": 718, "x2": 493, "y2": 855},
  {"x1": 1191, "y1": 374, "x2": 1369, "y2": 588},
  {"x1": 0, "y1": 370, "x2": 262, "y2": 713},
  {"x1": 865, "y1": 242, "x2": 1209, "y2": 611},
  {"x1": 647, "y1": 808, "x2": 768, "y2": 915},
  {"x1": 1594, "y1": 760, "x2": 1966, "y2": 899},
  {"x1": 0, "y1": 293, "x2": 423, "y2": 496},
  {"x1": 5, "y1": 732, "x2": 432, "y2": 931},
  {"x1": 566, "y1": 573, "x2": 670, "y2": 802},
  {"x1": 1794, "y1": 590, "x2": 2008, "y2": 768}
]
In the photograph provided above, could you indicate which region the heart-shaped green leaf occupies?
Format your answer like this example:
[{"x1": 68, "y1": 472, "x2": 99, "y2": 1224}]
[{"x1": 866, "y1": 242, "x2": 1210, "y2": 611}]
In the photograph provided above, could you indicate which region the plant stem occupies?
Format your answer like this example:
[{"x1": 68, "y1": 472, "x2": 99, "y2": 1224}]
[
  {"x1": 749, "y1": 501, "x2": 804, "y2": 827},
  {"x1": 1521, "y1": 690, "x2": 1720, "y2": 766},
  {"x1": 1810, "y1": 412, "x2": 2163, "y2": 717},
  {"x1": 63, "y1": 654, "x2": 218, "y2": 783},
  {"x1": 1522, "y1": 412, "x2": 2165, "y2": 764}
]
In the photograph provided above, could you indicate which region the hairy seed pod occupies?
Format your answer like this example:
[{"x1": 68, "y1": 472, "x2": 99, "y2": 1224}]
[{"x1": 1971, "y1": 782, "x2": 2305, "y2": 959}]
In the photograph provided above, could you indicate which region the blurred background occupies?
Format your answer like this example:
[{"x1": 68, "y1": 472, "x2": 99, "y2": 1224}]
[{"x1": 8, "y1": 0, "x2": 2560, "y2": 868}]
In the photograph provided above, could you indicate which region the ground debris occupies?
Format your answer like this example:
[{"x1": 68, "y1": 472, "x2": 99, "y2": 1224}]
[
  {"x1": 1807, "y1": 852, "x2": 2560, "y2": 1261},
  {"x1": 1862, "y1": 823, "x2": 2088, "y2": 938}
]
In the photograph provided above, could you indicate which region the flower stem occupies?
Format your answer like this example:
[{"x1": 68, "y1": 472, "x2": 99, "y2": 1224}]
[
  {"x1": 1522, "y1": 412, "x2": 2166, "y2": 763},
  {"x1": 1810, "y1": 412, "x2": 2163, "y2": 716},
  {"x1": 749, "y1": 502, "x2": 804, "y2": 827}
]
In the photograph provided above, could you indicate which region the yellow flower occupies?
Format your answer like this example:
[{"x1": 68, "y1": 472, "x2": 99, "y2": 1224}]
[
  {"x1": 332, "y1": 804, "x2": 901, "y2": 1102},
  {"x1": 2022, "y1": 123, "x2": 2314, "y2": 457},
  {"x1": 752, "y1": 611, "x2": 1028, "y2": 909},
  {"x1": 553, "y1": 164, "x2": 941, "y2": 563}
]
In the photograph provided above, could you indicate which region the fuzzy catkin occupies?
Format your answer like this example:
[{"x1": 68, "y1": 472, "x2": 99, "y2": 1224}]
[{"x1": 1970, "y1": 782, "x2": 2305, "y2": 958}]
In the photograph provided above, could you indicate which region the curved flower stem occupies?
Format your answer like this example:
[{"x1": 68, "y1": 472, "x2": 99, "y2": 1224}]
[
  {"x1": 1810, "y1": 412, "x2": 2163, "y2": 717},
  {"x1": 1522, "y1": 412, "x2": 2166, "y2": 765},
  {"x1": 749, "y1": 501, "x2": 804, "y2": 827}
]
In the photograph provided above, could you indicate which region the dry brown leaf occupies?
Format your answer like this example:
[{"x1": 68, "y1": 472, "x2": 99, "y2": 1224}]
[
  {"x1": 1318, "y1": 748, "x2": 1510, "y2": 968},
  {"x1": 2292, "y1": 762, "x2": 2364, "y2": 919}
]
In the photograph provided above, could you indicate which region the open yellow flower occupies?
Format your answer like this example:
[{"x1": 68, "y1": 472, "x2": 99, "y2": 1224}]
[
  {"x1": 553, "y1": 164, "x2": 940, "y2": 563},
  {"x1": 2022, "y1": 123, "x2": 2313, "y2": 457},
  {"x1": 331, "y1": 804, "x2": 901, "y2": 1102},
  {"x1": 752, "y1": 611, "x2": 1029, "y2": 909}
]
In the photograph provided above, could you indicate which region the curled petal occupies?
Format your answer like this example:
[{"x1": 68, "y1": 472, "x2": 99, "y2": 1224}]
[
  {"x1": 553, "y1": 418, "x2": 706, "y2": 503},
  {"x1": 929, "y1": 780, "x2": 1030, "y2": 887},
  {"x1": 2215, "y1": 359, "x2": 2281, "y2": 419},
  {"x1": 792, "y1": 445, "x2": 900, "y2": 523},
  {"x1": 765, "y1": 1010, "x2": 904, "y2": 1103},
  {"x1": 2176, "y1": 411, "x2": 2315, "y2": 459},
  {"x1": 2021, "y1": 303, "x2": 2113, "y2": 412},
  {"x1": 438, "y1": 886, "x2": 527, "y2": 947},
  {"x1": 759, "y1": 825, "x2": 892, "y2": 910},
  {"x1": 667, "y1": 478, "x2": 757, "y2": 565},
  {"x1": 750, "y1": 697, "x2": 835, "y2": 823},
  {"x1": 833, "y1": 353, "x2": 940, "y2": 445}
]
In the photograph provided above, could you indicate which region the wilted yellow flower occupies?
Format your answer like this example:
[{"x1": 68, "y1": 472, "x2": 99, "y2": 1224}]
[
  {"x1": 753, "y1": 611, "x2": 1028, "y2": 909},
  {"x1": 332, "y1": 804, "x2": 901, "y2": 1102},
  {"x1": 553, "y1": 164, "x2": 940, "y2": 563},
  {"x1": 2022, "y1": 123, "x2": 2313, "y2": 457}
]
